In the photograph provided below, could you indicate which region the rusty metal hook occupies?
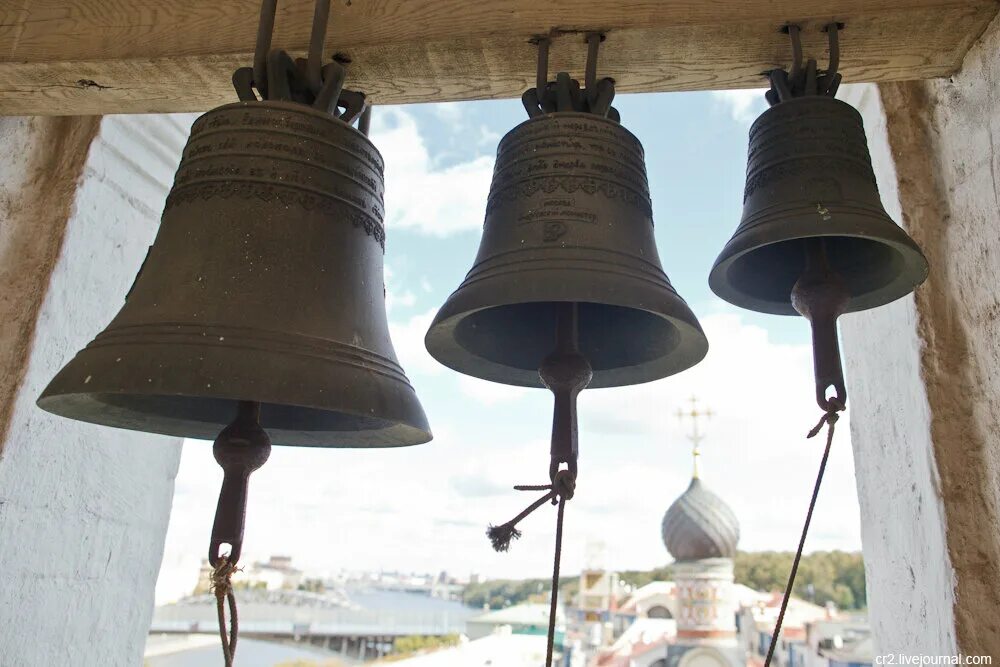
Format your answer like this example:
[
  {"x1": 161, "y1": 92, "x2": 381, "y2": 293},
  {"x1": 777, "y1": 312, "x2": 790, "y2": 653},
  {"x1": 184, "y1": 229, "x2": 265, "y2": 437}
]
[
  {"x1": 584, "y1": 32, "x2": 604, "y2": 106},
  {"x1": 804, "y1": 57, "x2": 818, "y2": 95},
  {"x1": 555, "y1": 72, "x2": 574, "y2": 112},
  {"x1": 313, "y1": 60, "x2": 346, "y2": 113},
  {"x1": 769, "y1": 22, "x2": 846, "y2": 102},
  {"x1": 535, "y1": 37, "x2": 551, "y2": 110},
  {"x1": 522, "y1": 88, "x2": 544, "y2": 117},
  {"x1": 338, "y1": 89, "x2": 367, "y2": 124},
  {"x1": 243, "y1": 0, "x2": 340, "y2": 104},
  {"x1": 252, "y1": 0, "x2": 278, "y2": 99},
  {"x1": 821, "y1": 22, "x2": 844, "y2": 96},
  {"x1": 769, "y1": 69, "x2": 792, "y2": 104},
  {"x1": 590, "y1": 77, "x2": 615, "y2": 117},
  {"x1": 358, "y1": 103, "x2": 372, "y2": 135},
  {"x1": 233, "y1": 67, "x2": 258, "y2": 101},
  {"x1": 524, "y1": 32, "x2": 617, "y2": 119},
  {"x1": 784, "y1": 24, "x2": 804, "y2": 91},
  {"x1": 307, "y1": 0, "x2": 332, "y2": 94}
]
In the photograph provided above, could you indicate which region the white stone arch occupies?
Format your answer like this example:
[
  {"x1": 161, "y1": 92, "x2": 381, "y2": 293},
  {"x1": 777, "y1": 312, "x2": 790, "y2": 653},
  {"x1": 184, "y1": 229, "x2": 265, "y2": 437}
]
[
  {"x1": 677, "y1": 646, "x2": 731, "y2": 667},
  {"x1": 647, "y1": 604, "x2": 673, "y2": 619}
]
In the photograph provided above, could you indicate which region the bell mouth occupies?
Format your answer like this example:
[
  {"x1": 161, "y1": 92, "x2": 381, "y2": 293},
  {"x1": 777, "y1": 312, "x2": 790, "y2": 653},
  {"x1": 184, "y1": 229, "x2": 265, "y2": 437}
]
[
  {"x1": 456, "y1": 301, "x2": 675, "y2": 371},
  {"x1": 38, "y1": 391, "x2": 430, "y2": 448},
  {"x1": 709, "y1": 229, "x2": 929, "y2": 316},
  {"x1": 426, "y1": 300, "x2": 708, "y2": 389},
  {"x1": 37, "y1": 330, "x2": 433, "y2": 448}
]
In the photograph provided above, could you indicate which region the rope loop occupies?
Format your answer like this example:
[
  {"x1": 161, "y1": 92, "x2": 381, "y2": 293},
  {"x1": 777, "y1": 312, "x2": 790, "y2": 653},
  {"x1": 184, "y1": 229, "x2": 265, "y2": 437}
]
[
  {"x1": 211, "y1": 557, "x2": 240, "y2": 667},
  {"x1": 808, "y1": 401, "x2": 842, "y2": 438},
  {"x1": 552, "y1": 468, "x2": 576, "y2": 501}
]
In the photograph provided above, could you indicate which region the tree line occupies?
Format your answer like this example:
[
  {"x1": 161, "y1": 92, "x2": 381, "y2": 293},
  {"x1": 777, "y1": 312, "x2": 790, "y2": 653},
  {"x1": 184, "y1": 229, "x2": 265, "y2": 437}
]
[{"x1": 462, "y1": 550, "x2": 866, "y2": 611}]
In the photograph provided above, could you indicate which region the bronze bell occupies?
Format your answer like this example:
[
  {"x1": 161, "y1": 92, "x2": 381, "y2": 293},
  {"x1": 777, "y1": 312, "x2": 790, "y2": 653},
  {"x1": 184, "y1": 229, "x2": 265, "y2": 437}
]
[
  {"x1": 710, "y1": 23, "x2": 929, "y2": 411},
  {"x1": 38, "y1": 100, "x2": 431, "y2": 448},
  {"x1": 425, "y1": 111, "x2": 708, "y2": 388},
  {"x1": 709, "y1": 94, "x2": 928, "y2": 316}
]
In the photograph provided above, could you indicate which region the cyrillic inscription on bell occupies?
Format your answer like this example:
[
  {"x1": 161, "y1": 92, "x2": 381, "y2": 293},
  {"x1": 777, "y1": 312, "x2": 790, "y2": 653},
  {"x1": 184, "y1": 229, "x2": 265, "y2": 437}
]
[
  {"x1": 38, "y1": 101, "x2": 430, "y2": 448},
  {"x1": 426, "y1": 112, "x2": 708, "y2": 388}
]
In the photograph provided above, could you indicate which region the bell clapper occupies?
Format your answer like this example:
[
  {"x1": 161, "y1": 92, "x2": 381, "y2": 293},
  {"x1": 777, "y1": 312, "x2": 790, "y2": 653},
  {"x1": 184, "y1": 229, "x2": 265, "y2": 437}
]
[
  {"x1": 539, "y1": 303, "x2": 592, "y2": 485},
  {"x1": 209, "y1": 400, "x2": 272, "y2": 568},
  {"x1": 791, "y1": 238, "x2": 850, "y2": 412},
  {"x1": 487, "y1": 303, "x2": 591, "y2": 667}
]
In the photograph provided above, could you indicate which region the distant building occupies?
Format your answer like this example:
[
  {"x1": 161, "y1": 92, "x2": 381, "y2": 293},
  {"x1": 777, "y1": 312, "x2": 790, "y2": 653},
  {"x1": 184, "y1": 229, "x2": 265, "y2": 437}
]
[
  {"x1": 740, "y1": 596, "x2": 869, "y2": 667},
  {"x1": 578, "y1": 568, "x2": 621, "y2": 622},
  {"x1": 571, "y1": 405, "x2": 871, "y2": 667},
  {"x1": 802, "y1": 618, "x2": 872, "y2": 667},
  {"x1": 390, "y1": 628, "x2": 548, "y2": 666},
  {"x1": 244, "y1": 554, "x2": 303, "y2": 591},
  {"x1": 466, "y1": 602, "x2": 566, "y2": 640},
  {"x1": 586, "y1": 460, "x2": 745, "y2": 667},
  {"x1": 653, "y1": 469, "x2": 743, "y2": 667},
  {"x1": 740, "y1": 594, "x2": 831, "y2": 667}
]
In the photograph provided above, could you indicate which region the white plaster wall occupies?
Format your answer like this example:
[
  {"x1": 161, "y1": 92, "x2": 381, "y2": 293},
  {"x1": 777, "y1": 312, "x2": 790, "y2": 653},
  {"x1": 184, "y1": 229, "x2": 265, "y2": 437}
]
[
  {"x1": 921, "y1": 19, "x2": 1000, "y2": 555},
  {"x1": 837, "y1": 83, "x2": 958, "y2": 654},
  {"x1": 0, "y1": 114, "x2": 193, "y2": 665}
]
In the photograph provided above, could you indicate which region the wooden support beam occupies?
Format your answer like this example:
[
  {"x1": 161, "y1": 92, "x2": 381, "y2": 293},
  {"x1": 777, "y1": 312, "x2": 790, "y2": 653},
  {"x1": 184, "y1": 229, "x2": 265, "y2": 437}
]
[{"x1": 0, "y1": 0, "x2": 996, "y2": 116}]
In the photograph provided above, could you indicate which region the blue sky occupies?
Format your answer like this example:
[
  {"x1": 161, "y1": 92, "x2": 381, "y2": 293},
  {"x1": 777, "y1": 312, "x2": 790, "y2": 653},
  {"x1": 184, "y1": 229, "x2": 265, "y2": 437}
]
[{"x1": 156, "y1": 89, "x2": 864, "y2": 603}]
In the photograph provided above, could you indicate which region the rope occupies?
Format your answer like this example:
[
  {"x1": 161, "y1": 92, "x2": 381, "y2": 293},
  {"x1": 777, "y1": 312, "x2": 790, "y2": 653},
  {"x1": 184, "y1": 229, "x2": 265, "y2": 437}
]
[
  {"x1": 487, "y1": 469, "x2": 576, "y2": 666},
  {"x1": 763, "y1": 405, "x2": 842, "y2": 667},
  {"x1": 545, "y1": 495, "x2": 567, "y2": 667},
  {"x1": 486, "y1": 471, "x2": 576, "y2": 552},
  {"x1": 211, "y1": 557, "x2": 240, "y2": 667}
]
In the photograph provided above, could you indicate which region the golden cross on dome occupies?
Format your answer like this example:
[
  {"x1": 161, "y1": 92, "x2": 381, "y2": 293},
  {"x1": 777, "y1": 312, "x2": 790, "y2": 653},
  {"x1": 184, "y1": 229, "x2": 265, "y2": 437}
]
[{"x1": 676, "y1": 396, "x2": 713, "y2": 479}]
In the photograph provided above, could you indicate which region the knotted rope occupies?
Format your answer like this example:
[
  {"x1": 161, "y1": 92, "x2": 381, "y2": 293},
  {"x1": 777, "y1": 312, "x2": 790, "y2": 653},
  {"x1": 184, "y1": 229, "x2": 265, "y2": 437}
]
[
  {"x1": 211, "y1": 557, "x2": 240, "y2": 667},
  {"x1": 487, "y1": 468, "x2": 576, "y2": 667},
  {"x1": 763, "y1": 401, "x2": 843, "y2": 667}
]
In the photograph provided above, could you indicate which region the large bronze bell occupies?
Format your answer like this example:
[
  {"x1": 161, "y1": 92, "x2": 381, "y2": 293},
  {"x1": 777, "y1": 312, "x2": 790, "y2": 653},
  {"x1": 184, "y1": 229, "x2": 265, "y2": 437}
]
[
  {"x1": 38, "y1": 100, "x2": 431, "y2": 448},
  {"x1": 711, "y1": 23, "x2": 929, "y2": 412},
  {"x1": 425, "y1": 111, "x2": 708, "y2": 388},
  {"x1": 709, "y1": 91, "x2": 928, "y2": 317}
]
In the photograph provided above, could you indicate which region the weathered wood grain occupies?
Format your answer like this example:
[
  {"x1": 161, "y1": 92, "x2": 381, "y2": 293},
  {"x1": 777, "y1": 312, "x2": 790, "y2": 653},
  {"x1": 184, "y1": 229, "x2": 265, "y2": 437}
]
[{"x1": 0, "y1": 0, "x2": 996, "y2": 115}]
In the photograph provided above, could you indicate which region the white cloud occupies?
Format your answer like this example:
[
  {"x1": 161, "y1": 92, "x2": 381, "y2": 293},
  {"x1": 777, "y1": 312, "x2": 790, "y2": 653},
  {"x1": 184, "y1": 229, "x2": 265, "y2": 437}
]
[
  {"x1": 155, "y1": 308, "x2": 862, "y2": 602},
  {"x1": 388, "y1": 307, "x2": 442, "y2": 378},
  {"x1": 457, "y1": 375, "x2": 529, "y2": 405},
  {"x1": 383, "y1": 265, "x2": 417, "y2": 314},
  {"x1": 370, "y1": 108, "x2": 494, "y2": 236},
  {"x1": 477, "y1": 124, "x2": 502, "y2": 147},
  {"x1": 711, "y1": 88, "x2": 769, "y2": 125},
  {"x1": 431, "y1": 101, "x2": 465, "y2": 121},
  {"x1": 576, "y1": 308, "x2": 862, "y2": 557}
]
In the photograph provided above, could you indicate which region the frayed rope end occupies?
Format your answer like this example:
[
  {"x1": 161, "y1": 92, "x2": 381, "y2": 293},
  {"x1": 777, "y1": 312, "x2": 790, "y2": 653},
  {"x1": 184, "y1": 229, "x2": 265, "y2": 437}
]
[
  {"x1": 807, "y1": 410, "x2": 840, "y2": 439},
  {"x1": 211, "y1": 557, "x2": 240, "y2": 600},
  {"x1": 487, "y1": 523, "x2": 522, "y2": 552}
]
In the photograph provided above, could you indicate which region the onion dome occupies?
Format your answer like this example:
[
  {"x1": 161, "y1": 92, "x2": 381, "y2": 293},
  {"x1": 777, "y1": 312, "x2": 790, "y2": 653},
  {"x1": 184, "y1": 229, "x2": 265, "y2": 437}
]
[{"x1": 661, "y1": 477, "x2": 740, "y2": 561}]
